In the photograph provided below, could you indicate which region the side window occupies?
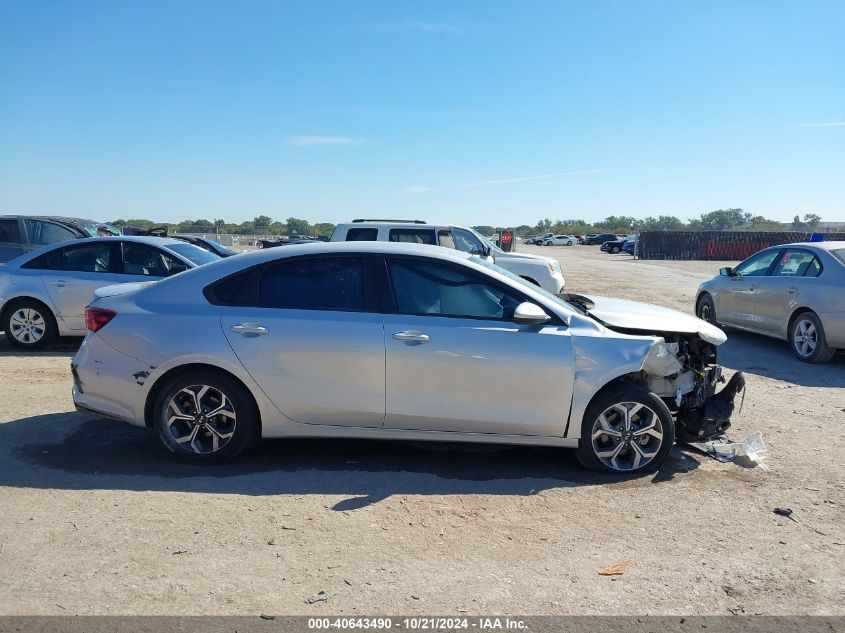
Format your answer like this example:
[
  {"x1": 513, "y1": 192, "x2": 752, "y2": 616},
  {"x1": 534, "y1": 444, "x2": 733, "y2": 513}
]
[
  {"x1": 771, "y1": 249, "x2": 821, "y2": 278},
  {"x1": 61, "y1": 242, "x2": 113, "y2": 273},
  {"x1": 24, "y1": 220, "x2": 76, "y2": 245},
  {"x1": 388, "y1": 228, "x2": 436, "y2": 244},
  {"x1": 0, "y1": 219, "x2": 21, "y2": 243},
  {"x1": 21, "y1": 247, "x2": 63, "y2": 270},
  {"x1": 451, "y1": 228, "x2": 486, "y2": 255},
  {"x1": 207, "y1": 271, "x2": 251, "y2": 305},
  {"x1": 387, "y1": 258, "x2": 522, "y2": 320},
  {"x1": 258, "y1": 257, "x2": 367, "y2": 311},
  {"x1": 733, "y1": 250, "x2": 779, "y2": 277},
  {"x1": 122, "y1": 243, "x2": 181, "y2": 277},
  {"x1": 345, "y1": 228, "x2": 378, "y2": 241},
  {"x1": 438, "y1": 230, "x2": 455, "y2": 249}
]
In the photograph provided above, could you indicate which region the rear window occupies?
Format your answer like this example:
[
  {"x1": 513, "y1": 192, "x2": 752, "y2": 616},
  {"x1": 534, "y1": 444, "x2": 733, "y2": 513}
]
[
  {"x1": 832, "y1": 248, "x2": 845, "y2": 265},
  {"x1": 345, "y1": 228, "x2": 378, "y2": 241},
  {"x1": 258, "y1": 257, "x2": 366, "y2": 311},
  {"x1": 388, "y1": 228, "x2": 436, "y2": 244},
  {"x1": 166, "y1": 243, "x2": 221, "y2": 266}
]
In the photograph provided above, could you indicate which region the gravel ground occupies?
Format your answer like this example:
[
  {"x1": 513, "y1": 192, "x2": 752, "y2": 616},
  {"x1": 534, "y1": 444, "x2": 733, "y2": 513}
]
[{"x1": 0, "y1": 245, "x2": 842, "y2": 616}]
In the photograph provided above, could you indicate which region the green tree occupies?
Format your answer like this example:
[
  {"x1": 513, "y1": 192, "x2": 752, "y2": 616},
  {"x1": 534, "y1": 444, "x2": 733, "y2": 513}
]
[
  {"x1": 253, "y1": 215, "x2": 273, "y2": 231},
  {"x1": 285, "y1": 217, "x2": 312, "y2": 236},
  {"x1": 697, "y1": 209, "x2": 751, "y2": 231},
  {"x1": 803, "y1": 213, "x2": 821, "y2": 229}
]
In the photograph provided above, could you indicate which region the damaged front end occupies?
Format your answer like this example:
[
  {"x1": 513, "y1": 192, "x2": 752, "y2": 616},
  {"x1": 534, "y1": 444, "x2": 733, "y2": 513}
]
[{"x1": 641, "y1": 335, "x2": 745, "y2": 442}]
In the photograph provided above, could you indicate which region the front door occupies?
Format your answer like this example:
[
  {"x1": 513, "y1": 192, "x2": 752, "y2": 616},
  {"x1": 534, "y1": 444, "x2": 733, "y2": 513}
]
[
  {"x1": 382, "y1": 256, "x2": 573, "y2": 436},
  {"x1": 221, "y1": 255, "x2": 386, "y2": 427},
  {"x1": 716, "y1": 249, "x2": 780, "y2": 327},
  {"x1": 41, "y1": 241, "x2": 118, "y2": 330}
]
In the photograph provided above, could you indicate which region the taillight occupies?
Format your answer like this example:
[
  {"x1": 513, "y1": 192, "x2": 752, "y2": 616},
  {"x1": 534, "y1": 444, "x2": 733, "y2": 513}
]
[{"x1": 85, "y1": 307, "x2": 117, "y2": 332}]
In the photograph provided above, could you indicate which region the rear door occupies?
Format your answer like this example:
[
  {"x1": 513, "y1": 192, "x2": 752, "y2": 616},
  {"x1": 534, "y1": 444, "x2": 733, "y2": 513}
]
[
  {"x1": 220, "y1": 255, "x2": 386, "y2": 427},
  {"x1": 754, "y1": 248, "x2": 822, "y2": 332},
  {"x1": 381, "y1": 255, "x2": 574, "y2": 436},
  {"x1": 42, "y1": 241, "x2": 119, "y2": 330}
]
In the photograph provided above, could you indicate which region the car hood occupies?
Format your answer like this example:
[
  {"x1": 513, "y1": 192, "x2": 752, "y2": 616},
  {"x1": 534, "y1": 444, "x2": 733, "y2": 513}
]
[{"x1": 583, "y1": 295, "x2": 727, "y2": 345}]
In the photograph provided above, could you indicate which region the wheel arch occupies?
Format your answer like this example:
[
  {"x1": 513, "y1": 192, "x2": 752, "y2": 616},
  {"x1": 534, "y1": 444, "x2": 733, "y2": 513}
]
[
  {"x1": 786, "y1": 306, "x2": 815, "y2": 339},
  {"x1": 0, "y1": 295, "x2": 57, "y2": 327},
  {"x1": 143, "y1": 362, "x2": 263, "y2": 443}
]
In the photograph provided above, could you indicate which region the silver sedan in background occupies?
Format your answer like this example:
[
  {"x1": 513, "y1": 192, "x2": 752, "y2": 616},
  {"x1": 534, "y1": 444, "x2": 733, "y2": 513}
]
[
  {"x1": 71, "y1": 241, "x2": 745, "y2": 473},
  {"x1": 0, "y1": 236, "x2": 220, "y2": 349},
  {"x1": 696, "y1": 241, "x2": 845, "y2": 362}
]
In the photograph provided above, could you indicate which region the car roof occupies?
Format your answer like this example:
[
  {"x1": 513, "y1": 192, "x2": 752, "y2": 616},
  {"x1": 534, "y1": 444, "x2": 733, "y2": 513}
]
[
  {"x1": 0, "y1": 215, "x2": 100, "y2": 225},
  {"x1": 772, "y1": 240, "x2": 845, "y2": 251},
  {"x1": 245, "y1": 240, "x2": 474, "y2": 262}
]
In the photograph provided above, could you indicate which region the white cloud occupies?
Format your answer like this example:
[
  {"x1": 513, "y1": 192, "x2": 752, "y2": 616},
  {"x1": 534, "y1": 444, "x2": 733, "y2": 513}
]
[
  {"x1": 404, "y1": 169, "x2": 609, "y2": 193},
  {"x1": 288, "y1": 136, "x2": 363, "y2": 146},
  {"x1": 794, "y1": 121, "x2": 845, "y2": 128}
]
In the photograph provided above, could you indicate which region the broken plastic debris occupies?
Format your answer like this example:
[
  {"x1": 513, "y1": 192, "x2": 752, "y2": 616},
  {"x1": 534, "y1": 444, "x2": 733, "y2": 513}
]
[
  {"x1": 598, "y1": 560, "x2": 631, "y2": 576},
  {"x1": 306, "y1": 590, "x2": 334, "y2": 604},
  {"x1": 687, "y1": 432, "x2": 768, "y2": 471}
]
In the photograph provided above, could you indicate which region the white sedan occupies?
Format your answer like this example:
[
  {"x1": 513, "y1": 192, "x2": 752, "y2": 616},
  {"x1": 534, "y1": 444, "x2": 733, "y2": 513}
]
[{"x1": 543, "y1": 235, "x2": 576, "y2": 246}]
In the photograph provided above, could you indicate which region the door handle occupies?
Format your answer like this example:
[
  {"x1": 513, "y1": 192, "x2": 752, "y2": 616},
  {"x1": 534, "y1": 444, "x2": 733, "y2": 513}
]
[
  {"x1": 230, "y1": 323, "x2": 268, "y2": 336},
  {"x1": 788, "y1": 287, "x2": 798, "y2": 294},
  {"x1": 51, "y1": 280, "x2": 68, "y2": 287},
  {"x1": 392, "y1": 330, "x2": 430, "y2": 343}
]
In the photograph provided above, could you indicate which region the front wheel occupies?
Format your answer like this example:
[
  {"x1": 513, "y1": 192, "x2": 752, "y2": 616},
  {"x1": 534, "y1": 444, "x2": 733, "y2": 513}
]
[
  {"x1": 544, "y1": 241, "x2": 553, "y2": 246},
  {"x1": 696, "y1": 293, "x2": 717, "y2": 326},
  {"x1": 575, "y1": 384, "x2": 675, "y2": 473},
  {"x1": 790, "y1": 312, "x2": 836, "y2": 363},
  {"x1": 152, "y1": 371, "x2": 258, "y2": 463}
]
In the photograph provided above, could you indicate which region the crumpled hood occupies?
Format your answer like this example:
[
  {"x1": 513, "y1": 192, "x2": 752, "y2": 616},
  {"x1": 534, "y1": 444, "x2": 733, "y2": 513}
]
[{"x1": 584, "y1": 295, "x2": 727, "y2": 345}]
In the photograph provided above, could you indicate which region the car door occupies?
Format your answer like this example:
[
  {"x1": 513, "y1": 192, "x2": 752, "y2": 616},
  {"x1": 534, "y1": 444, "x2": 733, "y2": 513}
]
[
  {"x1": 754, "y1": 248, "x2": 822, "y2": 333},
  {"x1": 41, "y1": 241, "x2": 119, "y2": 330},
  {"x1": 715, "y1": 248, "x2": 780, "y2": 327},
  {"x1": 220, "y1": 255, "x2": 386, "y2": 427},
  {"x1": 381, "y1": 256, "x2": 574, "y2": 436},
  {"x1": 0, "y1": 218, "x2": 24, "y2": 263}
]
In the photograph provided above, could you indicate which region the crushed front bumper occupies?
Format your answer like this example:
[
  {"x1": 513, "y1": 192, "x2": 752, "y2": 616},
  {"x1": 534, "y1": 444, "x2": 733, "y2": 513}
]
[{"x1": 675, "y1": 369, "x2": 746, "y2": 441}]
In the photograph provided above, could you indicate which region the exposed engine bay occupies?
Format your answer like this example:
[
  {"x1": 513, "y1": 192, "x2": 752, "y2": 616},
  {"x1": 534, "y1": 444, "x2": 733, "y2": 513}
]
[{"x1": 562, "y1": 293, "x2": 746, "y2": 442}]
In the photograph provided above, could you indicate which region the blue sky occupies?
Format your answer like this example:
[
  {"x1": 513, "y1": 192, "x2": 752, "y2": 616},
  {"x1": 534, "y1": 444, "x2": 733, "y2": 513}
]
[{"x1": 1, "y1": 0, "x2": 843, "y2": 226}]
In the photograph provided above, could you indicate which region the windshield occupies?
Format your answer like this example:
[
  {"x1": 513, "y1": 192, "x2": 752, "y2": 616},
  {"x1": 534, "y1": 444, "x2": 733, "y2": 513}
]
[
  {"x1": 201, "y1": 238, "x2": 236, "y2": 255},
  {"x1": 79, "y1": 221, "x2": 121, "y2": 237},
  {"x1": 469, "y1": 255, "x2": 577, "y2": 315},
  {"x1": 167, "y1": 242, "x2": 222, "y2": 266},
  {"x1": 831, "y1": 248, "x2": 845, "y2": 265}
]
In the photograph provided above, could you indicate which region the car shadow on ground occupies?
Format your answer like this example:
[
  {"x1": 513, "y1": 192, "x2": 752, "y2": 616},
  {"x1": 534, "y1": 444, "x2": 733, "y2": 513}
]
[
  {"x1": 0, "y1": 335, "x2": 81, "y2": 357},
  {"x1": 718, "y1": 329, "x2": 845, "y2": 387},
  {"x1": 1, "y1": 412, "x2": 701, "y2": 508}
]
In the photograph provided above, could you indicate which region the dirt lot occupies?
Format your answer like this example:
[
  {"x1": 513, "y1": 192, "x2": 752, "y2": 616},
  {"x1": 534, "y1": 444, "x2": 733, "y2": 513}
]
[{"x1": 0, "y1": 246, "x2": 842, "y2": 615}]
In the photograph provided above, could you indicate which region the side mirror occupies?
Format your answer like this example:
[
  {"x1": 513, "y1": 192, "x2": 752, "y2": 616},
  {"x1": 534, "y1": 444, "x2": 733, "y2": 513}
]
[
  {"x1": 513, "y1": 302, "x2": 551, "y2": 325},
  {"x1": 719, "y1": 267, "x2": 734, "y2": 277}
]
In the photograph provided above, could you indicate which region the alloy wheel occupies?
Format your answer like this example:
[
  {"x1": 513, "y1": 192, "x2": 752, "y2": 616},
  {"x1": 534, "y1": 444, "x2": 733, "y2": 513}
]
[
  {"x1": 9, "y1": 308, "x2": 46, "y2": 345},
  {"x1": 793, "y1": 318, "x2": 818, "y2": 358},
  {"x1": 590, "y1": 402, "x2": 664, "y2": 471},
  {"x1": 164, "y1": 385, "x2": 237, "y2": 454},
  {"x1": 699, "y1": 302, "x2": 712, "y2": 323}
]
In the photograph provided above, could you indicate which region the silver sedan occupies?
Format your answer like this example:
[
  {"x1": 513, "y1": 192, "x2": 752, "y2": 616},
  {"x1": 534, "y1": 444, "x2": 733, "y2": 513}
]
[
  {"x1": 71, "y1": 241, "x2": 745, "y2": 473},
  {"x1": 696, "y1": 241, "x2": 845, "y2": 362},
  {"x1": 0, "y1": 236, "x2": 220, "y2": 349}
]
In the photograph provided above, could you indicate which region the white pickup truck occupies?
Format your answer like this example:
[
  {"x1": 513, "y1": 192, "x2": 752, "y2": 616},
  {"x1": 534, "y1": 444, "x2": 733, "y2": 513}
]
[{"x1": 331, "y1": 220, "x2": 565, "y2": 294}]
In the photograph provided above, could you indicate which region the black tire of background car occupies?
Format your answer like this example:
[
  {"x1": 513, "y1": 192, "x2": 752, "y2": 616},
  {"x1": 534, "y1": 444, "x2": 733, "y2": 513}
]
[
  {"x1": 696, "y1": 294, "x2": 718, "y2": 326},
  {"x1": 575, "y1": 383, "x2": 675, "y2": 474},
  {"x1": 1, "y1": 299, "x2": 58, "y2": 350},
  {"x1": 790, "y1": 311, "x2": 837, "y2": 364},
  {"x1": 153, "y1": 370, "x2": 258, "y2": 464}
]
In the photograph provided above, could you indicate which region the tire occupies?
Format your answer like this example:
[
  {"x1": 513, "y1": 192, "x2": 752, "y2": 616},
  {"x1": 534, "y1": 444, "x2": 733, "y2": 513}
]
[
  {"x1": 544, "y1": 241, "x2": 553, "y2": 246},
  {"x1": 152, "y1": 370, "x2": 258, "y2": 463},
  {"x1": 610, "y1": 246, "x2": 619, "y2": 254},
  {"x1": 2, "y1": 299, "x2": 58, "y2": 350},
  {"x1": 696, "y1": 293, "x2": 717, "y2": 326},
  {"x1": 575, "y1": 384, "x2": 675, "y2": 473},
  {"x1": 790, "y1": 312, "x2": 836, "y2": 364}
]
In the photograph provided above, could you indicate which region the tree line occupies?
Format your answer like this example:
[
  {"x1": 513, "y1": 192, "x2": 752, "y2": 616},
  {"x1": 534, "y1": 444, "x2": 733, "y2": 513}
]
[{"x1": 106, "y1": 209, "x2": 827, "y2": 238}]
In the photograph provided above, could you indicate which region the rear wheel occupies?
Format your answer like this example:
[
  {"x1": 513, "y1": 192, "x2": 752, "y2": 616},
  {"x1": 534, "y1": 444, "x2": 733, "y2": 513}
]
[
  {"x1": 2, "y1": 299, "x2": 58, "y2": 349},
  {"x1": 575, "y1": 384, "x2": 675, "y2": 473},
  {"x1": 790, "y1": 312, "x2": 836, "y2": 363},
  {"x1": 152, "y1": 371, "x2": 258, "y2": 463},
  {"x1": 610, "y1": 246, "x2": 619, "y2": 254}
]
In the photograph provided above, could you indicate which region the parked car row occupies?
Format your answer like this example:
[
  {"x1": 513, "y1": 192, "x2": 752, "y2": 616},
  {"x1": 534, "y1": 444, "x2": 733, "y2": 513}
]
[
  {"x1": 0, "y1": 215, "x2": 121, "y2": 263},
  {"x1": 601, "y1": 235, "x2": 635, "y2": 254}
]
